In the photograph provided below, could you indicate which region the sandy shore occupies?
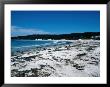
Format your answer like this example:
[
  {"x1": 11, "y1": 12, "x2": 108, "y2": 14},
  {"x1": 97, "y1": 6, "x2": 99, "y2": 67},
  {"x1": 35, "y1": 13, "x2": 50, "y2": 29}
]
[{"x1": 11, "y1": 40, "x2": 100, "y2": 77}]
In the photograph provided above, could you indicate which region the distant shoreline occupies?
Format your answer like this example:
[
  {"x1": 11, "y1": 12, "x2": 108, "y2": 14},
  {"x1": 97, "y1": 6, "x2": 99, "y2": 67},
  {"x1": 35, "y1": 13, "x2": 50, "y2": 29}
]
[{"x1": 11, "y1": 32, "x2": 100, "y2": 40}]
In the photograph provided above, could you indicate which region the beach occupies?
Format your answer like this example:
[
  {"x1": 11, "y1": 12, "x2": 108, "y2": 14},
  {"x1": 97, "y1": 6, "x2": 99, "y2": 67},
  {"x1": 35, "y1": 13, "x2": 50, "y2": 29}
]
[{"x1": 11, "y1": 40, "x2": 100, "y2": 77}]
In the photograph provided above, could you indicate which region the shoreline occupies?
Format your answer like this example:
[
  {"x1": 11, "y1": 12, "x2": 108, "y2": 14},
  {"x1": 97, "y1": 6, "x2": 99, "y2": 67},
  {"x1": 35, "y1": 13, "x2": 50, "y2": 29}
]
[{"x1": 11, "y1": 40, "x2": 100, "y2": 77}]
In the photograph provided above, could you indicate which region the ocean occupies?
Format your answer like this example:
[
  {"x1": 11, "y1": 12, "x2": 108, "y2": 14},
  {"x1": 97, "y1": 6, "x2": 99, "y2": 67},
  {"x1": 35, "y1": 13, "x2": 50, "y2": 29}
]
[{"x1": 11, "y1": 40, "x2": 72, "y2": 53}]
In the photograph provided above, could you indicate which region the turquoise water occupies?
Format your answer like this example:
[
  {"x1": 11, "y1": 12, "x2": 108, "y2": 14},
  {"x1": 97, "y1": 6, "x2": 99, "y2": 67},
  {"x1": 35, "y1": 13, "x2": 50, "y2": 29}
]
[
  {"x1": 11, "y1": 40, "x2": 72, "y2": 53},
  {"x1": 11, "y1": 40, "x2": 54, "y2": 48}
]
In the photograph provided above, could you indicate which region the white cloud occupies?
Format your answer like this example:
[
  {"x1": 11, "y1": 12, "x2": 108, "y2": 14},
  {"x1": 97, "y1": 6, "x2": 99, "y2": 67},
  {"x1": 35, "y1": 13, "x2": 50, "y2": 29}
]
[{"x1": 11, "y1": 26, "x2": 50, "y2": 37}]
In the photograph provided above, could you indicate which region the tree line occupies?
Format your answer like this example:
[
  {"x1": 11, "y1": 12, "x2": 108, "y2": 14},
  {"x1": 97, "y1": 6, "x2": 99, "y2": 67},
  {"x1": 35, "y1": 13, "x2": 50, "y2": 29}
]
[{"x1": 11, "y1": 32, "x2": 100, "y2": 40}]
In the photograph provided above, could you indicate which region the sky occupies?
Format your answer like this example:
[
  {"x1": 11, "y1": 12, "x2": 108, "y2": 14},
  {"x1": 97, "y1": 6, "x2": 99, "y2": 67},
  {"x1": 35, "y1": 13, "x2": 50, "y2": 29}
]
[{"x1": 11, "y1": 11, "x2": 100, "y2": 37}]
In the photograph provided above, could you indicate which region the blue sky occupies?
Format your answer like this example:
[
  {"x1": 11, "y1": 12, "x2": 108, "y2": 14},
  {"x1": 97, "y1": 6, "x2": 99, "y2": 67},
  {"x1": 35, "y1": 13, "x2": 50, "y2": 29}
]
[{"x1": 11, "y1": 11, "x2": 100, "y2": 36}]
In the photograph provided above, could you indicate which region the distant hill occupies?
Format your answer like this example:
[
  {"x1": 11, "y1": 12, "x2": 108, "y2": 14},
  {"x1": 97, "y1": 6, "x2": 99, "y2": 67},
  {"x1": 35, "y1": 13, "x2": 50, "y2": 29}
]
[{"x1": 11, "y1": 32, "x2": 100, "y2": 40}]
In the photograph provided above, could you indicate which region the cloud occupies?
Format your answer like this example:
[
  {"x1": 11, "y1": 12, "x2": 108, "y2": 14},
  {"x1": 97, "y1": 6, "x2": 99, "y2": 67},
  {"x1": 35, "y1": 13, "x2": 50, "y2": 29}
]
[{"x1": 11, "y1": 26, "x2": 50, "y2": 37}]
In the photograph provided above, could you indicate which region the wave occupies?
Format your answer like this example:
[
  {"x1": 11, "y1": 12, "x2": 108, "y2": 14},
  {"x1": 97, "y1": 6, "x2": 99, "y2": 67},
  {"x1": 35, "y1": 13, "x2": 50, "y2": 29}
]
[
  {"x1": 11, "y1": 40, "x2": 73, "y2": 53},
  {"x1": 53, "y1": 40, "x2": 59, "y2": 43}
]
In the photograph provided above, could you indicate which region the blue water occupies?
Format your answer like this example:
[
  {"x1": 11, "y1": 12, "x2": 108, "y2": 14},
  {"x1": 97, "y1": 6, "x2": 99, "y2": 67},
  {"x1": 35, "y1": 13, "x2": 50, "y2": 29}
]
[
  {"x1": 11, "y1": 40, "x2": 72, "y2": 53},
  {"x1": 12, "y1": 40, "x2": 53, "y2": 48}
]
